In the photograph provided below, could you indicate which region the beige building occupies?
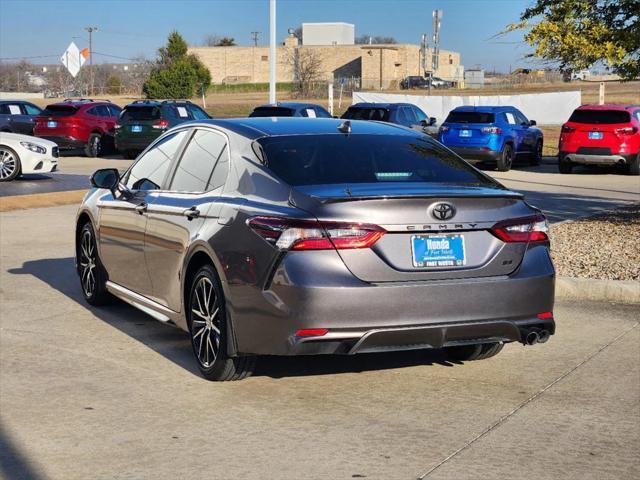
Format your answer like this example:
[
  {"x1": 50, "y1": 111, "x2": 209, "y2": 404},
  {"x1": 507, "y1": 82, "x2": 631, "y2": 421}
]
[{"x1": 189, "y1": 37, "x2": 463, "y2": 89}]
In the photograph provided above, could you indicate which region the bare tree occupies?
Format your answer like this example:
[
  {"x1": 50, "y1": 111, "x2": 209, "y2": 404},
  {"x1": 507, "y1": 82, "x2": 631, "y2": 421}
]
[
  {"x1": 202, "y1": 34, "x2": 221, "y2": 47},
  {"x1": 287, "y1": 49, "x2": 324, "y2": 98},
  {"x1": 355, "y1": 35, "x2": 398, "y2": 45}
]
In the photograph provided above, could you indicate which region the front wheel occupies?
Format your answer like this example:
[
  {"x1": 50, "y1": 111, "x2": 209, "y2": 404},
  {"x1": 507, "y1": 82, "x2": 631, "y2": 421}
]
[
  {"x1": 497, "y1": 144, "x2": 513, "y2": 171},
  {"x1": 0, "y1": 145, "x2": 21, "y2": 182},
  {"x1": 444, "y1": 342, "x2": 504, "y2": 362},
  {"x1": 530, "y1": 140, "x2": 543, "y2": 166},
  {"x1": 559, "y1": 155, "x2": 573, "y2": 174},
  {"x1": 628, "y1": 153, "x2": 640, "y2": 176},
  {"x1": 85, "y1": 133, "x2": 102, "y2": 158},
  {"x1": 188, "y1": 264, "x2": 255, "y2": 381},
  {"x1": 78, "y1": 222, "x2": 111, "y2": 305}
]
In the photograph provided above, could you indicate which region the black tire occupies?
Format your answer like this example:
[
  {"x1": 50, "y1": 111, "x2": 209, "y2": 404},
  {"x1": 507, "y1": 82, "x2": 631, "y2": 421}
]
[
  {"x1": 85, "y1": 133, "x2": 102, "y2": 158},
  {"x1": 497, "y1": 144, "x2": 514, "y2": 171},
  {"x1": 444, "y1": 342, "x2": 504, "y2": 362},
  {"x1": 559, "y1": 155, "x2": 573, "y2": 174},
  {"x1": 77, "y1": 222, "x2": 112, "y2": 305},
  {"x1": 628, "y1": 153, "x2": 640, "y2": 176},
  {"x1": 187, "y1": 264, "x2": 255, "y2": 381},
  {"x1": 530, "y1": 140, "x2": 542, "y2": 166},
  {"x1": 0, "y1": 145, "x2": 21, "y2": 182}
]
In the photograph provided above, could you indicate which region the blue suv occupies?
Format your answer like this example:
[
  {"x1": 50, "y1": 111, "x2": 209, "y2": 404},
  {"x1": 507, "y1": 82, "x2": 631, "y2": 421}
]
[{"x1": 438, "y1": 106, "x2": 543, "y2": 171}]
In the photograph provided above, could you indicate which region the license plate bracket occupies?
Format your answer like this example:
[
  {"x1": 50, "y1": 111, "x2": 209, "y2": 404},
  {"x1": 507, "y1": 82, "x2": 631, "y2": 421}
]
[
  {"x1": 459, "y1": 129, "x2": 471, "y2": 137},
  {"x1": 588, "y1": 131, "x2": 603, "y2": 140},
  {"x1": 411, "y1": 234, "x2": 466, "y2": 268},
  {"x1": 47, "y1": 121, "x2": 57, "y2": 128},
  {"x1": 131, "y1": 125, "x2": 142, "y2": 133}
]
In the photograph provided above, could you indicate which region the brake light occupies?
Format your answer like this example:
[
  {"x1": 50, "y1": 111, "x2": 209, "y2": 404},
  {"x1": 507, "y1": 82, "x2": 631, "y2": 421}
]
[
  {"x1": 537, "y1": 312, "x2": 553, "y2": 319},
  {"x1": 490, "y1": 214, "x2": 549, "y2": 243},
  {"x1": 615, "y1": 126, "x2": 638, "y2": 135},
  {"x1": 152, "y1": 119, "x2": 169, "y2": 129},
  {"x1": 295, "y1": 328, "x2": 329, "y2": 337},
  {"x1": 481, "y1": 126, "x2": 502, "y2": 134},
  {"x1": 561, "y1": 124, "x2": 575, "y2": 133},
  {"x1": 439, "y1": 125, "x2": 450, "y2": 133},
  {"x1": 247, "y1": 216, "x2": 386, "y2": 251}
]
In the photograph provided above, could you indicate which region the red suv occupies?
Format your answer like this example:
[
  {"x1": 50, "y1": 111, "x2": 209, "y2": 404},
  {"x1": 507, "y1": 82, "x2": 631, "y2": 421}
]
[
  {"x1": 558, "y1": 104, "x2": 640, "y2": 175},
  {"x1": 34, "y1": 99, "x2": 122, "y2": 157}
]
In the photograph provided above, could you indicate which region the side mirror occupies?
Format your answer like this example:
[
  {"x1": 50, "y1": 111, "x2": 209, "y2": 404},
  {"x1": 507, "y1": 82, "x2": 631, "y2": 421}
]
[
  {"x1": 429, "y1": 117, "x2": 437, "y2": 126},
  {"x1": 529, "y1": 119, "x2": 537, "y2": 126},
  {"x1": 420, "y1": 119, "x2": 429, "y2": 127},
  {"x1": 90, "y1": 168, "x2": 119, "y2": 191}
]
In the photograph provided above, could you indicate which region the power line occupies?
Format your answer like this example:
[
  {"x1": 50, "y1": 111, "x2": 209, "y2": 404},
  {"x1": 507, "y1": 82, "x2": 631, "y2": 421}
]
[{"x1": 0, "y1": 55, "x2": 60, "y2": 61}]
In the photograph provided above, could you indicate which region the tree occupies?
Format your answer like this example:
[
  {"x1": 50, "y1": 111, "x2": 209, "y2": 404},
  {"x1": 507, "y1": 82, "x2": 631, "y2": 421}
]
[
  {"x1": 105, "y1": 75, "x2": 123, "y2": 95},
  {"x1": 203, "y1": 34, "x2": 221, "y2": 47},
  {"x1": 509, "y1": 0, "x2": 639, "y2": 80},
  {"x1": 355, "y1": 35, "x2": 398, "y2": 45},
  {"x1": 144, "y1": 31, "x2": 211, "y2": 99},
  {"x1": 288, "y1": 49, "x2": 323, "y2": 98},
  {"x1": 215, "y1": 37, "x2": 236, "y2": 46}
]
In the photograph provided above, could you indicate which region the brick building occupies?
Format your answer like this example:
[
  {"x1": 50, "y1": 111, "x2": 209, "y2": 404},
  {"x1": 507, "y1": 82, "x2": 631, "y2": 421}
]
[{"x1": 189, "y1": 36, "x2": 463, "y2": 89}]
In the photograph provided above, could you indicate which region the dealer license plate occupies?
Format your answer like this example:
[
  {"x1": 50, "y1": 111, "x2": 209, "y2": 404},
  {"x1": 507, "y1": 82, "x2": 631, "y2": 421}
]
[
  {"x1": 588, "y1": 131, "x2": 603, "y2": 140},
  {"x1": 411, "y1": 234, "x2": 466, "y2": 268},
  {"x1": 131, "y1": 125, "x2": 142, "y2": 133},
  {"x1": 459, "y1": 129, "x2": 471, "y2": 137},
  {"x1": 47, "y1": 121, "x2": 57, "y2": 128}
]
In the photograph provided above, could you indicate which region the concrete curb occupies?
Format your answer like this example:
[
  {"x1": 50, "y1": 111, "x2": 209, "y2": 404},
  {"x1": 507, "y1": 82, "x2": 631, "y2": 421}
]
[{"x1": 556, "y1": 276, "x2": 640, "y2": 304}]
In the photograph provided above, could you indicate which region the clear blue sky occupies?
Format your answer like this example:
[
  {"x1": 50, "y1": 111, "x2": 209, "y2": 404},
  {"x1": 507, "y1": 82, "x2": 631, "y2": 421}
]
[{"x1": 0, "y1": 0, "x2": 537, "y2": 72}]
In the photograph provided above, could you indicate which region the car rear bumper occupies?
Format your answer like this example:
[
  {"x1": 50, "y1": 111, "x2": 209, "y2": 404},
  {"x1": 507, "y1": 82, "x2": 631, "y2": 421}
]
[
  {"x1": 36, "y1": 136, "x2": 85, "y2": 149},
  {"x1": 561, "y1": 151, "x2": 636, "y2": 166},
  {"x1": 230, "y1": 244, "x2": 555, "y2": 356},
  {"x1": 115, "y1": 136, "x2": 158, "y2": 152},
  {"x1": 447, "y1": 146, "x2": 501, "y2": 162}
]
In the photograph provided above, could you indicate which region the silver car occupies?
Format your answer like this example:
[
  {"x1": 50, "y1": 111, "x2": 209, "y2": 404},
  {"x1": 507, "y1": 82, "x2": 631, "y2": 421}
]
[{"x1": 76, "y1": 118, "x2": 555, "y2": 381}]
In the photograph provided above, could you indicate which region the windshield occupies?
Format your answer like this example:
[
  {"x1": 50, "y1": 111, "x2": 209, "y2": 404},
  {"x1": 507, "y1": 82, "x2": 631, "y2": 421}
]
[
  {"x1": 249, "y1": 107, "x2": 294, "y2": 117},
  {"x1": 257, "y1": 134, "x2": 497, "y2": 187},
  {"x1": 120, "y1": 106, "x2": 161, "y2": 122},
  {"x1": 569, "y1": 109, "x2": 630, "y2": 124},
  {"x1": 445, "y1": 111, "x2": 495, "y2": 124},
  {"x1": 342, "y1": 108, "x2": 390, "y2": 121},
  {"x1": 41, "y1": 105, "x2": 78, "y2": 117}
]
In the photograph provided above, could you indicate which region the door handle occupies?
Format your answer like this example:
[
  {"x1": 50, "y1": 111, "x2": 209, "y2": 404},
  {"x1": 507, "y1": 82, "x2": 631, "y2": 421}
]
[
  {"x1": 135, "y1": 202, "x2": 147, "y2": 215},
  {"x1": 183, "y1": 206, "x2": 200, "y2": 220}
]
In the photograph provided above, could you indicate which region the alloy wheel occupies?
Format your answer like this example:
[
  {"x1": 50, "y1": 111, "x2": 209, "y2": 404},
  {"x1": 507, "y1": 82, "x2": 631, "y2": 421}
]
[
  {"x1": 79, "y1": 229, "x2": 97, "y2": 298},
  {"x1": 92, "y1": 136, "x2": 101, "y2": 156},
  {"x1": 191, "y1": 276, "x2": 221, "y2": 368},
  {"x1": 0, "y1": 148, "x2": 17, "y2": 180}
]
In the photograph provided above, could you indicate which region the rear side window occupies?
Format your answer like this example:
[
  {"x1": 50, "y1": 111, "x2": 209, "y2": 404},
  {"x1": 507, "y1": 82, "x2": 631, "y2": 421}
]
[
  {"x1": 257, "y1": 134, "x2": 496, "y2": 187},
  {"x1": 342, "y1": 108, "x2": 390, "y2": 121},
  {"x1": 24, "y1": 103, "x2": 42, "y2": 115},
  {"x1": 569, "y1": 109, "x2": 631, "y2": 124},
  {"x1": 250, "y1": 107, "x2": 294, "y2": 117},
  {"x1": 107, "y1": 105, "x2": 122, "y2": 117},
  {"x1": 41, "y1": 105, "x2": 78, "y2": 117},
  {"x1": 189, "y1": 105, "x2": 210, "y2": 120},
  {"x1": 170, "y1": 130, "x2": 228, "y2": 192},
  {"x1": 445, "y1": 111, "x2": 495, "y2": 124},
  {"x1": 121, "y1": 106, "x2": 161, "y2": 122}
]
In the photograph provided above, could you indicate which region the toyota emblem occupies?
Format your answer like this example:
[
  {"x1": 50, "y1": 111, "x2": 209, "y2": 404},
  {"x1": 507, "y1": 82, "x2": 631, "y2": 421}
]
[{"x1": 431, "y1": 202, "x2": 456, "y2": 221}]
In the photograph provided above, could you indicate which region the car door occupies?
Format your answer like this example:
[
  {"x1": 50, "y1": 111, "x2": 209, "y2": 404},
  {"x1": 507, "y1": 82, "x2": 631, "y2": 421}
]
[
  {"x1": 144, "y1": 127, "x2": 230, "y2": 311},
  {"x1": 97, "y1": 129, "x2": 190, "y2": 296},
  {"x1": 16, "y1": 102, "x2": 42, "y2": 134},
  {"x1": 503, "y1": 111, "x2": 523, "y2": 152},
  {"x1": 514, "y1": 109, "x2": 535, "y2": 154}
]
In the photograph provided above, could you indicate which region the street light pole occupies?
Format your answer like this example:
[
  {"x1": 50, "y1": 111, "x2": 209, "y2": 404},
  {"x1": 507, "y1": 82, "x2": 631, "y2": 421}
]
[
  {"x1": 85, "y1": 26, "x2": 98, "y2": 96},
  {"x1": 269, "y1": 0, "x2": 276, "y2": 104}
]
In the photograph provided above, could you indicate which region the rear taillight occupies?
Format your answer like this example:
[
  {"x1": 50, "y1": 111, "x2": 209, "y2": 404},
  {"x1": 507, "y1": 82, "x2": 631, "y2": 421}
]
[
  {"x1": 248, "y1": 216, "x2": 386, "y2": 251},
  {"x1": 439, "y1": 125, "x2": 450, "y2": 133},
  {"x1": 114, "y1": 123, "x2": 121, "y2": 129},
  {"x1": 615, "y1": 126, "x2": 638, "y2": 135},
  {"x1": 152, "y1": 119, "x2": 169, "y2": 129},
  {"x1": 481, "y1": 126, "x2": 502, "y2": 134},
  {"x1": 561, "y1": 124, "x2": 575, "y2": 133},
  {"x1": 490, "y1": 214, "x2": 549, "y2": 243}
]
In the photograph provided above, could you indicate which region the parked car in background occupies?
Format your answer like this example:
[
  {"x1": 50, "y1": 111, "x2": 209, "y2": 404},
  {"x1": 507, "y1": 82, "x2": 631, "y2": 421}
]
[
  {"x1": 438, "y1": 106, "x2": 543, "y2": 171},
  {"x1": 33, "y1": 99, "x2": 122, "y2": 157},
  {"x1": 400, "y1": 76, "x2": 452, "y2": 89},
  {"x1": 341, "y1": 102, "x2": 437, "y2": 136},
  {"x1": 115, "y1": 100, "x2": 210, "y2": 159},
  {"x1": 0, "y1": 100, "x2": 43, "y2": 135},
  {"x1": 558, "y1": 104, "x2": 640, "y2": 175},
  {"x1": 249, "y1": 102, "x2": 332, "y2": 118},
  {"x1": 77, "y1": 117, "x2": 555, "y2": 381},
  {"x1": 0, "y1": 131, "x2": 58, "y2": 181}
]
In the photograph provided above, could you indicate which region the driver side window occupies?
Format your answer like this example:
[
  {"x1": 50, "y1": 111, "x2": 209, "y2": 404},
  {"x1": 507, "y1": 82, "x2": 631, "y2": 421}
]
[{"x1": 124, "y1": 130, "x2": 188, "y2": 190}]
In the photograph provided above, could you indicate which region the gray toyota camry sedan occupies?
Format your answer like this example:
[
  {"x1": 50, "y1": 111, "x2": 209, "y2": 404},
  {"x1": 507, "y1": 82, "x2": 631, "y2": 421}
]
[{"x1": 76, "y1": 117, "x2": 555, "y2": 381}]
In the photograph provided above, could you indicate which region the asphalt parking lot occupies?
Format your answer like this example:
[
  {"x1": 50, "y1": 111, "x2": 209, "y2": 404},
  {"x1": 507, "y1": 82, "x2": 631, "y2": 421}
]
[{"x1": 1, "y1": 201, "x2": 639, "y2": 479}]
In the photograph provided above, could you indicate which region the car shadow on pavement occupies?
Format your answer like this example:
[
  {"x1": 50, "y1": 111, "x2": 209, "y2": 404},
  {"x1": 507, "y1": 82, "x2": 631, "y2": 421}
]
[
  {"x1": 8, "y1": 257, "x2": 459, "y2": 380},
  {"x1": 0, "y1": 422, "x2": 45, "y2": 480}
]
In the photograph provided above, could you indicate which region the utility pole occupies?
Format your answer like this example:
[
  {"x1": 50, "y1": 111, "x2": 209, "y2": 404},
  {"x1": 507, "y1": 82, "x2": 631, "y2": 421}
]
[
  {"x1": 251, "y1": 31, "x2": 260, "y2": 47},
  {"x1": 269, "y1": 0, "x2": 276, "y2": 104},
  {"x1": 85, "y1": 26, "x2": 98, "y2": 96}
]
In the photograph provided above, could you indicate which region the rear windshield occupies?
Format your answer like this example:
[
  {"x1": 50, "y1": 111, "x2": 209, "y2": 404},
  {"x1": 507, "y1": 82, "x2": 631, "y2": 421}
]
[
  {"x1": 41, "y1": 105, "x2": 78, "y2": 117},
  {"x1": 342, "y1": 108, "x2": 390, "y2": 122},
  {"x1": 569, "y1": 109, "x2": 630, "y2": 124},
  {"x1": 120, "y1": 106, "x2": 161, "y2": 121},
  {"x1": 257, "y1": 134, "x2": 496, "y2": 187},
  {"x1": 445, "y1": 111, "x2": 495, "y2": 124},
  {"x1": 249, "y1": 107, "x2": 294, "y2": 117}
]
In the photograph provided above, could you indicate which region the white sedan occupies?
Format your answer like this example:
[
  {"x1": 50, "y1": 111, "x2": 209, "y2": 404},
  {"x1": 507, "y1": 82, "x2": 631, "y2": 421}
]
[{"x1": 0, "y1": 132, "x2": 58, "y2": 181}]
